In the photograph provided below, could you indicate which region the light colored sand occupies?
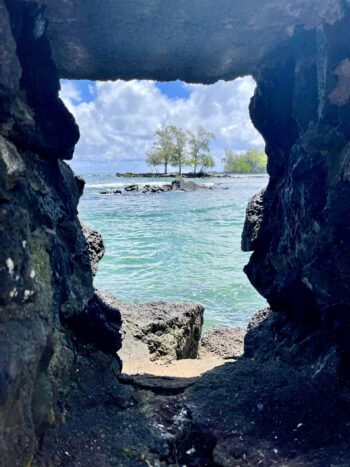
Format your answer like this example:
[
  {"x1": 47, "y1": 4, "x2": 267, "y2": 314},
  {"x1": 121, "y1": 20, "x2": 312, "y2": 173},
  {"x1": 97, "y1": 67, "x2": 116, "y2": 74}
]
[{"x1": 122, "y1": 353, "x2": 233, "y2": 378}]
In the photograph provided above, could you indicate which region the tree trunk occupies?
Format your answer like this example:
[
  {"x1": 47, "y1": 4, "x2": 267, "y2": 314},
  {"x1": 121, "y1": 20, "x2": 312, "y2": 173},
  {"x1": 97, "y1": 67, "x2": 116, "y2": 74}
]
[
  {"x1": 164, "y1": 161, "x2": 168, "y2": 174},
  {"x1": 179, "y1": 165, "x2": 182, "y2": 175}
]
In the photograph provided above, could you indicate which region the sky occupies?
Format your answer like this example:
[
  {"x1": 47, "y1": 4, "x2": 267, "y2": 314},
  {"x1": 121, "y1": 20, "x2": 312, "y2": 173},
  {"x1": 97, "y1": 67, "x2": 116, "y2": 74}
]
[{"x1": 60, "y1": 78, "x2": 264, "y2": 174}]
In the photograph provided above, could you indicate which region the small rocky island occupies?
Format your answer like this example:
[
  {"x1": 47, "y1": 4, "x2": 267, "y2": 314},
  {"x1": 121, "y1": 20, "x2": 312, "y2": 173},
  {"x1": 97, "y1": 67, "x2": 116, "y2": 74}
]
[
  {"x1": 116, "y1": 172, "x2": 213, "y2": 178},
  {"x1": 100, "y1": 179, "x2": 214, "y2": 195}
]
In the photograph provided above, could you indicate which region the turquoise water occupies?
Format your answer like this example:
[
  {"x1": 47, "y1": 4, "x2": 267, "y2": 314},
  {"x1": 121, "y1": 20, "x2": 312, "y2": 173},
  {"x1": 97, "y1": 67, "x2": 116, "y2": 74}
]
[{"x1": 78, "y1": 175, "x2": 268, "y2": 329}]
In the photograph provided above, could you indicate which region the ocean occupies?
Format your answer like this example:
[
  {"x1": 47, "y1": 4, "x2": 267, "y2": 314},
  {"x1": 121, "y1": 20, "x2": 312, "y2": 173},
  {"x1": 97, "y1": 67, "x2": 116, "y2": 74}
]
[{"x1": 78, "y1": 174, "x2": 268, "y2": 329}]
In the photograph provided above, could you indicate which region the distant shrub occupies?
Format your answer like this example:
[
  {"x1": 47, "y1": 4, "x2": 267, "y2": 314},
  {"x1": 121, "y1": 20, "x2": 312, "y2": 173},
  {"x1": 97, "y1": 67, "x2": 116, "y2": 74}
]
[{"x1": 222, "y1": 148, "x2": 267, "y2": 174}]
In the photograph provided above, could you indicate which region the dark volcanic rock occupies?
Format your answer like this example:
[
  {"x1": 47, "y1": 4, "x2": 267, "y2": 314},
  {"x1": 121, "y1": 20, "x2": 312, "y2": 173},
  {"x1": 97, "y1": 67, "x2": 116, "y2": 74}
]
[
  {"x1": 100, "y1": 291, "x2": 204, "y2": 363},
  {"x1": 0, "y1": 5, "x2": 117, "y2": 465},
  {"x1": 4, "y1": 1, "x2": 80, "y2": 159},
  {"x1": 70, "y1": 292, "x2": 122, "y2": 355},
  {"x1": 0, "y1": 139, "x2": 94, "y2": 464},
  {"x1": 0, "y1": 0, "x2": 21, "y2": 123},
  {"x1": 244, "y1": 16, "x2": 350, "y2": 386},
  {"x1": 43, "y1": 0, "x2": 344, "y2": 82},
  {"x1": 124, "y1": 184, "x2": 139, "y2": 192},
  {"x1": 183, "y1": 358, "x2": 350, "y2": 466},
  {"x1": 100, "y1": 189, "x2": 122, "y2": 195},
  {"x1": 241, "y1": 189, "x2": 265, "y2": 252},
  {"x1": 244, "y1": 307, "x2": 350, "y2": 410},
  {"x1": 139, "y1": 180, "x2": 209, "y2": 193},
  {"x1": 81, "y1": 222, "x2": 105, "y2": 276},
  {"x1": 101, "y1": 180, "x2": 209, "y2": 195},
  {"x1": 141, "y1": 184, "x2": 169, "y2": 193},
  {"x1": 171, "y1": 179, "x2": 208, "y2": 191},
  {"x1": 34, "y1": 342, "x2": 171, "y2": 467}
]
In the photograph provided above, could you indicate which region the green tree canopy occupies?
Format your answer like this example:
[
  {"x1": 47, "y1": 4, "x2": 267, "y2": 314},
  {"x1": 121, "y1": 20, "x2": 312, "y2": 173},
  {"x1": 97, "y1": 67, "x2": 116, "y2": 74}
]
[
  {"x1": 152, "y1": 126, "x2": 174, "y2": 174},
  {"x1": 200, "y1": 154, "x2": 216, "y2": 172},
  {"x1": 188, "y1": 127, "x2": 216, "y2": 174},
  {"x1": 168, "y1": 125, "x2": 188, "y2": 175},
  {"x1": 222, "y1": 148, "x2": 267, "y2": 174},
  {"x1": 145, "y1": 125, "x2": 217, "y2": 175},
  {"x1": 145, "y1": 147, "x2": 163, "y2": 172}
]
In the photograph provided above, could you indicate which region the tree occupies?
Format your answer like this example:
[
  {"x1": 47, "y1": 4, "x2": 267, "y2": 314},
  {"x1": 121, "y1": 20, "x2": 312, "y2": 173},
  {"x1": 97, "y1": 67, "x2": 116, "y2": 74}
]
[
  {"x1": 200, "y1": 154, "x2": 216, "y2": 172},
  {"x1": 222, "y1": 148, "x2": 248, "y2": 173},
  {"x1": 188, "y1": 127, "x2": 215, "y2": 174},
  {"x1": 169, "y1": 125, "x2": 188, "y2": 175},
  {"x1": 146, "y1": 147, "x2": 162, "y2": 173},
  {"x1": 154, "y1": 126, "x2": 174, "y2": 174},
  {"x1": 222, "y1": 147, "x2": 267, "y2": 174},
  {"x1": 244, "y1": 148, "x2": 267, "y2": 173}
]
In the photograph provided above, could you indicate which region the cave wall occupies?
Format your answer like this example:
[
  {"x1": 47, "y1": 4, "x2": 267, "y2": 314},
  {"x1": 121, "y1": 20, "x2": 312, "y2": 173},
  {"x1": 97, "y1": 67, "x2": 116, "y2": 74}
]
[
  {"x1": 245, "y1": 15, "x2": 350, "y2": 381},
  {"x1": 1, "y1": 0, "x2": 350, "y2": 464},
  {"x1": 42, "y1": 0, "x2": 347, "y2": 82},
  {"x1": 0, "y1": 2, "x2": 121, "y2": 465}
]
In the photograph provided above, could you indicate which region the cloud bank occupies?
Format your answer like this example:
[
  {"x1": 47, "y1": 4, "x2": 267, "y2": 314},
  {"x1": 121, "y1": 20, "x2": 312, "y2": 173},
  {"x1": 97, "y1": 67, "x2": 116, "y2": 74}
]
[{"x1": 60, "y1": 78, "x2": 264, "y2": 174}]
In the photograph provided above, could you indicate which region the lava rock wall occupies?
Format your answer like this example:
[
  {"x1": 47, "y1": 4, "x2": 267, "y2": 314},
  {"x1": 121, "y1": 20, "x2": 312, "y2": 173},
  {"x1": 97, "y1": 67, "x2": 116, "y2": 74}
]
[
  {"x1": 245, "y1": 15, "x2": 350, "y2": 382},
  {"x1": 0, "y1": 2, "x2": 121, "y2": 465}
]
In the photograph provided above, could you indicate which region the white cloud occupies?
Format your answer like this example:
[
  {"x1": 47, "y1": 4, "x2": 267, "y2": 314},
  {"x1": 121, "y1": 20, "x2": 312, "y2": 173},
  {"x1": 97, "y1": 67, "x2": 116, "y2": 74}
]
[{"x1": 60, "y1": 78, "x2": 264, "y2": 173}]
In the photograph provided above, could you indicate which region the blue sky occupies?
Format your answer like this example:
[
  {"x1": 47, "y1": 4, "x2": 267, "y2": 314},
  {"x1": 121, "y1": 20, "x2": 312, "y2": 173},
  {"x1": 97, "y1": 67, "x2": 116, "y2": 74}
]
[
  {"x1": 63, "y1": 79, "x2": 191, "y2": 105},
  {"x1": 74, "y1": 80, "x2": 96, "y2": 103},
  {"x1": 60, "y1": 78, "x2": 264, "y2": 174},
  {"x1": 155, "y1": 81, "x2": 192, "y2": 100}
]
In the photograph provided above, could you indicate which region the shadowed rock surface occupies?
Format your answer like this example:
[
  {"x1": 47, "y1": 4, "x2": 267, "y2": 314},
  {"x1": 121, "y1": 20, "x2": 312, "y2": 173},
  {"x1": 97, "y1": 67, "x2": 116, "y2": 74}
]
[
  {"x1": 242, "y1": 11, "x2": 350, "y2": 395},
  {"x1": 43, "y1": 0, "x2": 347, "y2": 82},
  {"x1": 1, "y1": 0, "x2": 350, "y2": 465},
  {"x1": 241, "y1": 189, "x2": 265, "y2": 252},
  {"x1": 183, "y1": 357, "x2": 350, "y2": 466},
  {"x1": 81, "y1": 222, "x2": 105, "y2": 276}
]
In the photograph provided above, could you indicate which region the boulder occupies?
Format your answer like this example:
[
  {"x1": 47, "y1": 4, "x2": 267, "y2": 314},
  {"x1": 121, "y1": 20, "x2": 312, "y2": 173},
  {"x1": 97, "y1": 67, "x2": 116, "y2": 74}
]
[
  {"x1": 199, "y1": 326, "x2": 245, "y2": 359},
  {"x1": 124, "y1": 184, "x2": 139, "y2": 192},
  {"x1": 241, "y1": 189, "x2": 265, "y2": 252},
  {"x1": 100, "y1": 189, "x2": 122, "y2": 195},
  {"x1": 109, "y1": 181, "x2": 210, "y2": 195},
  {"x1": 171, "y1": 179, "x2": 208, "y2": 191},
  {"x1": 81, "y1": 222, "x2": 105, "y2": 276},
  {"x1": 99, "y1": 291, "x2": 204, "y2": 364}
]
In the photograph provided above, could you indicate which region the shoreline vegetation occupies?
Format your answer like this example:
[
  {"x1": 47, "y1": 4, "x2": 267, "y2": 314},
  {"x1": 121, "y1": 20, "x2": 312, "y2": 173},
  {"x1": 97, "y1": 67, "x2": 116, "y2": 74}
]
[{"x1": 140, "y1": 124, "x2": 267, "y2": 176}]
